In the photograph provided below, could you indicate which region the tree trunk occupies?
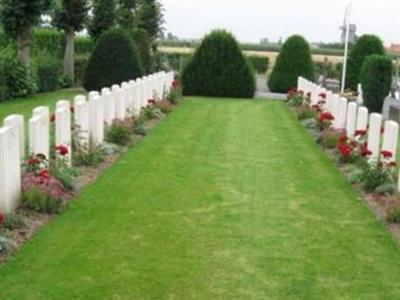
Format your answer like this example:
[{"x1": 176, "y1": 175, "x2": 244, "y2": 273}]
[
  {"x1": 64, "y1": 28, "x2": 75, "y2": 85},
  {"x1": 17, "y1": 26, "x2": 33, "y2": 66}
]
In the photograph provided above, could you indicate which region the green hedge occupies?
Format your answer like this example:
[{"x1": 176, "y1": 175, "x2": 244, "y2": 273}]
[
  {"x1": 35, "y1": 51, "x2": 61, "y2": 92},
  {"x1": 246, "y1": 55, "x2": 269, "y2": 74},
  {"x1": 268, "y1": 35, "x2": 315, "y2": 93},
  {"x1": 182, "y1": 30, "x2": 255, "y2": 98},
  {"x1": 360, "y1": 54, "x2": 392, "y2": 113},
  {"x1": 84, "y1": 29, "x2": 144, "y2": 91}
]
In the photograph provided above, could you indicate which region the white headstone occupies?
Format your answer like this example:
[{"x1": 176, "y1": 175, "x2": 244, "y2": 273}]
[
  {"x1": 382, "y1": 120, "x2": 399, "y2": 162},
  {"x1": 4, "y1": 115, "x2": 24, "y2": 159},
  {"x1": 74, "y1": 99, "x2": 90, "y2": 148},
  {"x1": 33, "y1": 106, "x2": 50, "y2": 160},
  {"x1": 102, "y1": 87, "x2": 114, "y2": 125},
  {"x1": 74, "y1": 95, "x2": 86, "y2": 125},
  {"x1": 367, "y1": 113, "x2": 383, "y2": 161},
  {"x1": 346, "y1": 102, "x2": 358, "y2": 139},
  {"x1": 55, "y1": 107, "x2": 72, "y2": 164},
  {"x1": 336, "y1": 97, "x2": 348, "y2": 130},
  {"x1": 89, "y1": 94, "x2": 104, "y2": 146},
  {"x1": 356, "y1": 106, "x2": 369, "y2": 131},
  {"x1": 0, "y1": 125, "x2": 21, "y2": 212}
]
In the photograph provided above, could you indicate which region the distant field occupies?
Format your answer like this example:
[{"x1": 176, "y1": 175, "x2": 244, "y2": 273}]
[{"x1": 159, "y1": 46, "x2": 344, "y2": 68}]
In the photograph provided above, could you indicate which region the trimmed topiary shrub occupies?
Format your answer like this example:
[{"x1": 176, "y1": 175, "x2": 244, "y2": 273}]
[
  {"x1": 182, "y1": 30, "x2": 255, "y2": 98},
  {"x1": 268, "y1": 35, "x2": 315, "y2": 93},
  {"x1": 360, "y1": 54, "x2": 392, "y2": 113},
  {"x1": 83, "y1": 29, "x2": 143, "y2": 91},
  {"x1": 345, "y1": 34, "x2": 385, "y2": 91}
]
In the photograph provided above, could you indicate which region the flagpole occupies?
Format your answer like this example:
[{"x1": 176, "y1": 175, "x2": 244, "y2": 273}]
[{"x1": 341, "y1": 0, "x2": 352, "y2": 93}]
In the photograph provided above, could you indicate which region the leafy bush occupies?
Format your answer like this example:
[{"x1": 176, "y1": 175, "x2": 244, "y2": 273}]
[
  {"x1": 143, "y1": 107, "x2": 162, "y2": 119},
  {"x1": 167, "y1": 81, "x2": 182, "y2": 104},
  {"x1": 387, "y1": 206, "x2": 400, "y2": 223},
  {"x1": 268, "y1": 35, "x2": 315, "y2": 93},
  {"x1": 346, "y1": 35, "x2": 385, "y2": 91},
  {"x1": 165, "y1": 52, "x2": 191, "y2": 71},
  {"x1": 134, "y1": 124, "x2": 147, "y2": 136},
  {"x1": 32, "y1": 28, "x2": 64, "y2": 58},
  {"x1": 73, "y1": 143, "x2": 105, "y2": 167},
  {"x1": 84, "y1": 29, "x2": 144, "y2": 91},
  {"x1": 182, "y1": 30, "x2": 255, "y2": 98},
  {"x1": 361, "y1": 162, "x2": 395, "y2": 193},
  {"x1": 2, "y1": 213, "x2": 25, "y2": 230},
  {"x1": 0, "y1": 47, "x2": 38, "y2": 100},
  {"x1": 321, "y1": 128, "x2": 344, "y2": 149},
  {"x1": 297, "y1": 106, "x2": 318, "y2": 120},
  {"x1": 360, "y1": 54, "x2": 392, "y2": 113},
  {"x1": 246, "y1": 55, "x2": 269, "y2": 74},
  {"x1": 21, "y1": 186, "x2": 61, "y2": 214},
  {"x1": 74, "y1": 54, "x2": 89, "y2": 86},
  {"x1": 75, "y1": 36, "x2": 95, "y2": 55},
  {"x1": 35, "y1": 51, "x2": 61, "y2": 92},
  {"x1": 106, "y1": 121, "x2": 132, "y2": 146}
]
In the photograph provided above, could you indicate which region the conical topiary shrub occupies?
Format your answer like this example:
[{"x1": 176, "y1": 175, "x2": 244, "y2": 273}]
[
  {"x1": 182, "y1": 30, "x2": 255, "y2": 98},
  {"x1": 345, "y1": 34, "x2": 385, "y2": 91},
  {"x1": 268, "y1": 35, "x2": 315, "y2": 93},
  {"x1": 83, "y1": 29, "x2": 144, "y2": 91}
]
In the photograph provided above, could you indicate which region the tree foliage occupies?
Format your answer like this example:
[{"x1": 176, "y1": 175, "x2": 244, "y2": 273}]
[
  {"x1": 345, "y1": 34, "x2": 385, "y2": 91},
  {"x1": 360, "y1": 54, "x2": 392, "y2": 113},
  {"x1": 53, "y1": 0, "x2": 89, "y2": 32},
  {"x1": 117, "y1": 0, "x2": 137, "y2": 30},
  {"x1": 89, "y1": 0, "x2": 116, "y2": 40},
  {"x1": 268, "y1": 35, "x2": 315, "y2": 93},
  {"x1": 182, "y1": 30, "x2": 255, "y2": 98},
  {"x1": 83, "y1": 29, "x2": 144, "y2": 91},
  {"x1": 137, "y1": 0, "x2": 164, "y2": 41}
]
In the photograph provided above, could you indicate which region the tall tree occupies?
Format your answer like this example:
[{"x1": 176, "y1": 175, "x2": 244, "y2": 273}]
[
  {"x1": 117, "y1": 0, "x2": 137, "y2": 30},
  {"x1": 89, "y1": 0, "x2": 116, "y2": 40},
  {"x1": 137, "y1": 0, "x2": 164, "y2": 41},
  {"x1": 0, "y1": 0, "x2": 48, "y2": 65},
  {"x1": 54, "y1": 0, "x2": 89, "y2": 84}
]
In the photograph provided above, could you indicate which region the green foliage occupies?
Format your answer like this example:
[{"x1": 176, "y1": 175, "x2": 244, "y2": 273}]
[
  {"x1": 387, "y1": 206, "x2": 400, "y2": 223},
  {"x1": 167, "y1": 86, "x2": 182, "y2": 105},
  {"x1": 106, "y1": 122, "x2": 132, "y2": 145},
  {"x1": 346, "y1": 35, "x2": 385, "y2": 91},
  {"x1": 84, "y1": 29, "x2": 144, "y2": 91},
  {"x1": 33, "y1": 28, "x2": 64, "y2": 58},
  {"x1": 154, "y1": 100, "x2": 173, "y2": 113},
  {"x1": 74, "y1": 54, "x2": 89, "y2": 86},
  {"x1": 0, "y1": 0, "x2": 45, "y2": 38},
  {"x1": 164, "y1": 52, "x2": 191, "y2": 71},
  {"x1": 361, "y1": 162, "x2": 394, "y2": 193},
  {"x1": 182, "y1": 30, "x2": 255, "y2": 98},
  {"x1": 134, "y1": 124, "x2": 147, "y2": 136},
  {"x1": 137, "y1": 0, "x2": 164, "y2": 41},
  {"x1": 117, "y1": 0, "x2": 137, "y2": 30},
  {"x1": 315, "y1": 60, "x2": 342, "y2": 80},
  {"x1": 360, "y1": 54, "x2": 392, "y2": 113},
  {"x1": 246, "y1": 55, "x2": 269, "y2": 74},
  {"x1": 89, "y1": 0, "x2": 116, "y2": 40},
  {"x1": 35, "y1": 51, "x2": 61, "y2": 92},
  {"x1": 131, "y1": 28, "x2": 152, "y2": 73},
  {"x1": 268, "y1": 35, "x2": 315, "y2": 93},
  {"x1": 297, "y1": 106, "x2": 318, "y2": 120},
  {"x1": 21, "y1": 186, "x2": 60, "y2": 214},
  {"x1": 73, "y1": 143, "x2": 105, "y2": 167},
  {"x1": 2, "y1": 213, "x2": 25, "y2": 231},
  {"x1": 53, "y1": 0, "x2": 90, "y2": 32},
  {"x1": 75, "y1": 36, "x2": 95, "y2": 55},
  {"x1": 143, "y1": 106, "x2": 162, "y2": 119},
  {"x1": 0, "y1": 47, "x2": 38, "y2": 100}
]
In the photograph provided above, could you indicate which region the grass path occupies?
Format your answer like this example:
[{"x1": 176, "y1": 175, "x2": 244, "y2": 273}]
[{"x1": 1, "y1": 98, "x2": 400, "y2": 299}]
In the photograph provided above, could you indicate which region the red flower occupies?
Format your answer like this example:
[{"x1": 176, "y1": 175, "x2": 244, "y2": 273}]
[
  {"x1": 0, "y1": 211, "x2": 5, "y2": 225},
  {"x1": 381, "y1": 150, "x2": 393, "y2": 158},
  {"x1": 355, "y1": 129, "x2": 367, "y2": 137},
  {"x1": 360, "y1": 143, "x2": 372, "y2": 157},
  {"x1": 56, "y1": 145, "x2": 69, "y2": 156},
  {"x1": 319, "y1": 112, "x2": 334, "y2": 123},
  {"x1": 38, "y1": 169, "x2": 50, "y2": 179},
  {"x1": 338, "y1": 143, "x2": 353, "y2": 158},
  {"x1": 338, "y1": 135, "x2": 348, "y2": 144},
  {"x1": 319, "y1": 93, "x2": 327, "y2": 99},
  {"x1": 381, "y1": 126, "x2": 385, "y2": 134},
  {"x1": 50, "y1": 114, "x2": 56, "y2": 123}
]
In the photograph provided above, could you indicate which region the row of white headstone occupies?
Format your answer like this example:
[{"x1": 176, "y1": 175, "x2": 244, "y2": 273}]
[
  {"x1": 298, "y1": 77, "x2": 400, "y2": 189},
  {"x1": 0, "y1": 71, "x2": 175, "y2": 212}
]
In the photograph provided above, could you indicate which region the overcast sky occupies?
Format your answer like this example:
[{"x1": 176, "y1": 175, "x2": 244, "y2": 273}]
[{"x1": 161, "y1": 0, "x2": 400, "y2": 45}]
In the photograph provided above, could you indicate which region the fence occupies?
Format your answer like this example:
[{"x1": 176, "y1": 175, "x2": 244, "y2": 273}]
[
  {"x1": 0, "y1": 71, "x2": 175, "y2": 212},
  {"x1": 298, "y1": 77, "x2": 400, "y2": 188}
]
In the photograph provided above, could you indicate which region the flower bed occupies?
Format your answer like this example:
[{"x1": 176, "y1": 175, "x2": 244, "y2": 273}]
[
  {"x1": 0, "y1": 83, "x2": 183, "y2": 262},
  {"x1": 286, "y1": 88, "x2": 400, "y2": 243}
]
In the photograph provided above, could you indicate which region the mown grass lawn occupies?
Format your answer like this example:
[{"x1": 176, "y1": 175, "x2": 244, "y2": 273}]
[{"x1": 1, "y1": 98, "x2": 400, "y2": 299}]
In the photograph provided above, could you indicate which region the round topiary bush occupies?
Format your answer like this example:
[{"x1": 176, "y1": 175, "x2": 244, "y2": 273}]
[
  {"x1": 345, "y1": 34, "x2": 385, "y2": 91},
  {"x1": 360, "y1": 54, "x2": 392, "y2": 113},
  {"x1": 268, "y1": 35, "x2": 315, "y2": 93},
  {"x1": 83, "y1": 29, "x2": 143, "y2": 91},
  {"x1": 181, "y1": 30, "x2": 255, "y2": 98}
]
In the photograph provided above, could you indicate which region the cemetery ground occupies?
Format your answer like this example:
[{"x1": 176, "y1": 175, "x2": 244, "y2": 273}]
[{"x1": 1, "y1": 98, "x2": 400, "y2": 299}]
